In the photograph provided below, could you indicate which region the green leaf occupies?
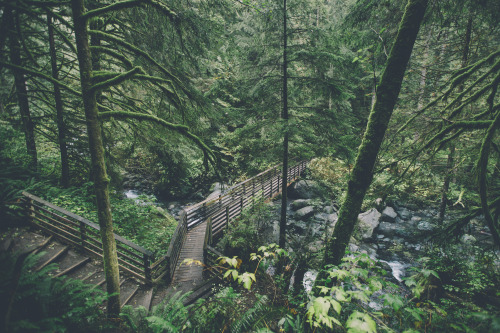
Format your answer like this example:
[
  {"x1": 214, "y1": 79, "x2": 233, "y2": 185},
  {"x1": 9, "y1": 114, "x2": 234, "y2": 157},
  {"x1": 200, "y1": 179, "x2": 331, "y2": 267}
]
[
  {"x1": 346, "y1": 311, "x2": 377, "y2": 333},
  {"x1": 382, "y1": 294, "x2": 404, "y2": 312}
]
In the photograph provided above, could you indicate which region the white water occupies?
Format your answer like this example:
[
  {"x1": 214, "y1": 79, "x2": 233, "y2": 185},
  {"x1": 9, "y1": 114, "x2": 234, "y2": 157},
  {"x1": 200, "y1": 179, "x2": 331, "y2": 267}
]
[
  {"x1": 303, "y1": 270, "x2": 318, "y2": 293},
  {"x1": 124, "y1": 189, "x2": 140, "y2": 199},
  {"x1": 384, "y1": 260, "x2": 406, "y2": 282}
]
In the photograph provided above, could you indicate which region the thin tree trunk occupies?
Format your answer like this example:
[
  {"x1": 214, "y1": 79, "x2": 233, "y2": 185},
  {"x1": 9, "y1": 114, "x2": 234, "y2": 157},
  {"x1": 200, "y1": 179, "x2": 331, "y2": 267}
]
[
  {"x1": 279, "y1": 0, "x2": 289, "y2": 249},
  {"x1": 71, "y1": 0, "x2": 121, "y2": 317},
  {"x1": 438, "y1": 17, "x2": 472, "y2": 223},
  {"x1": 9, "y1": 14, "x2": 37, "y2": 171},
  {"x1": 324, "y1": 0, "x2": 429, "y2": 266},
  {"x1": 47, "y1": 15, "x2": 70, "y2": 187}
]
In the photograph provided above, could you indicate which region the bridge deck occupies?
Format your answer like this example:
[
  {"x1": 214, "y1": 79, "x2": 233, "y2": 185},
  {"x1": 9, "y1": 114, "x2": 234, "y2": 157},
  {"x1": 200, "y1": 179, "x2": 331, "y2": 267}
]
[{"x1": 172, "y1": 220, "x2": 207, "y2": 285}]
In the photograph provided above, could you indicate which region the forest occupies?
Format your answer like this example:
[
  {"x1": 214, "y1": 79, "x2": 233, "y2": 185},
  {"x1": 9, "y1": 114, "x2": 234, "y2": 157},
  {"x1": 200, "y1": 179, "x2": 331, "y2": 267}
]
[{"x1": 0, "y1": 0, "x2": 499, "y2": 332}]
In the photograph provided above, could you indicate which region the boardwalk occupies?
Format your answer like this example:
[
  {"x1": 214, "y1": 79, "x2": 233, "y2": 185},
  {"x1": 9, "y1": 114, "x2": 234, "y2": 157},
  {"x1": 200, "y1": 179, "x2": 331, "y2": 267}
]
[
  {"x1": 172, "y1": 220, "x2": 206, "y2": 285},
  {"x1": 14, "y1": 161, "x2": 308, "y2": 305}
]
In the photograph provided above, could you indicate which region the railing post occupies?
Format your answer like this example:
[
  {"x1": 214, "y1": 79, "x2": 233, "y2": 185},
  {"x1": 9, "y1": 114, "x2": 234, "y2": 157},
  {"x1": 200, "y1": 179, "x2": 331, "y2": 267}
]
[
  {"x1": 144, "y1": 254, "x2": 152, "y2": 283},
  {"x1": 26, "y1": 198, "x2": 35, "y2": 224},
  {"x1": 79, "y1": 221, "x2": 86, "y2": 249},
  {"x1": 226, "y1": 206, "x2": 229, "y2": 226}
]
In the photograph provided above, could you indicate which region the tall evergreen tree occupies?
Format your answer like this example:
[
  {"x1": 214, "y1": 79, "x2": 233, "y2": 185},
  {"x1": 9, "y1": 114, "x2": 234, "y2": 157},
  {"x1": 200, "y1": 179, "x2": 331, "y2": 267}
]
[{"x1": 325, "y1": 0, "x2": 429, "y2": 266}]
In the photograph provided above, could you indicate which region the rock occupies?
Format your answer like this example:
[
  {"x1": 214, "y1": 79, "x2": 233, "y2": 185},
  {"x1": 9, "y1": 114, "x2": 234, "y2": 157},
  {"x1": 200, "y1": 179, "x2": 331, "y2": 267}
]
[
  {"x1": 398, "y1": 207, "x2": 412, "y2": 220},
  {"x1": 374, "y1": 198, "x2": 385, "y2": 211},
  {"x1": 314, "y1": 213, "x2": 328, "y2": 221},
  {"x1": 349, "y1": 243, "x2": 359, "y2": 252},
  {"x1": 381, "y1": 206, "x2": 398, "y2": 222},
  {"x1": 324, "y1": 206, "x2": 335, "y2": 214},
  {"x1": 461, "y1": 234, "x2": 476, "y2": 244},
  {"x1": 288, "y1": 219, "x2": 308, "y2": 233},
  {"x1": 358, "y1": 243, "x2": 377, "y2": 259},
  {"x1": 290, "y1": 199, "x2": 313, "y2": 211},
  {"x1": 308, "y1": 240, "x2": 324, "y2": 253},
  {"x1": 294, "y1": 206, "x2": 315, "y2": 220},
  {"x1": 357, "y1": 208, "x2": 381, "y2": 240},
  {"x1": 410, "y1": 216, "x2": 422, "y2": 223},
  {"x1": 326, "y1": 213, "x2": 338, "y2": 226},
  {"x1": 417, "y1": 221, "x2": 436, "y2": 232},
  {"x1": 288, "y1": 180, "x2": 322, "y2": 199},
  {"x1": 376, "y1": 222, "x2": 398, "y2": 238}
]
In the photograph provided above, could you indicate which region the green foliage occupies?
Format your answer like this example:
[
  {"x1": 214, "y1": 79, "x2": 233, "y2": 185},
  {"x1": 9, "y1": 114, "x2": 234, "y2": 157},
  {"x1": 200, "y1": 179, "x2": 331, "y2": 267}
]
[
  {"x1": 310, "y1": 253, "x2": 387, "y2": 331},
  {"x1": 422, "y1": 245, "x2": 500, "y2": 298},
  {"x1": 218, "y1": 201, "x2": 275, "y2": 262},
  {"x1": 218, "y1": 243, "x2": 288, "y2": 290},
  {"x1": 308, "y1": 157, "x2": 351, "y2": 200},
  {"x1": 122, "y1": 291, "x2": 191, "y2": 332},
  {"x1": 29, "y1": 183, "x2": 177, "y2": 256},
  {"x1": 0, "y1": 251, "x2": 108, "y2": 332}
]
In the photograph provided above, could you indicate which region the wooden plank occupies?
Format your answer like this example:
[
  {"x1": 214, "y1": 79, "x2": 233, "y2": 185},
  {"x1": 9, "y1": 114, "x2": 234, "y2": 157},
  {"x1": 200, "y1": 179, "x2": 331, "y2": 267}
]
[
  {"x1": 35, "y1": 246, "x2": 69, "y2": 272},
  {"x1": 54, "y1": 257, "x2": 91, "y2": 277}
]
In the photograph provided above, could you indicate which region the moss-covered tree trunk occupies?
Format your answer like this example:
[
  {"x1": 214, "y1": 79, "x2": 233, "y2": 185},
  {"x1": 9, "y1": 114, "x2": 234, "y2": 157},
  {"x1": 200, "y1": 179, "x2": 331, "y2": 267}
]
[
  {"x1": 47, "y1": 15, "x2": 70, "y2": 187},
  {"x1": 71, "y1": 0, "x2": 121, "y2": 317},
  {"x1": 324, "y1": 0, "x2": 428, "y2": 266},
  {"x1": 9, "y1": 14, "x2": 37, "y2": 171},
  {"x1": 279, "y1": 0, "x2": 289, "y2": 249}
]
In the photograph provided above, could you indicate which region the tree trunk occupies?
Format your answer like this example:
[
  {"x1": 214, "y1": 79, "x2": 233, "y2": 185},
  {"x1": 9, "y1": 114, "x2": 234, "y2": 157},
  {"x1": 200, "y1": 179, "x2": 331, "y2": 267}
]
[
  {"x1": 438, "y1": 17, "x2": 472, "y2": 223},
  {"x1": 71, "y1": 0, "x2": 121, "y2": 317},
  {"x1": 324, "y1": 0, "x2": 428, "y2": 266},
  {"x1": 47, "y1": 15, "x2": 70, "y2": 187},
  {"x1": 9, "y1": 14, "x2": 37, "y2": 171},
  {"x1": 279, "y1": 0, "x2": 289, "y2": 249},
  {"x1": 438, "y1": 145, "x2": 455, "y2": 223}
]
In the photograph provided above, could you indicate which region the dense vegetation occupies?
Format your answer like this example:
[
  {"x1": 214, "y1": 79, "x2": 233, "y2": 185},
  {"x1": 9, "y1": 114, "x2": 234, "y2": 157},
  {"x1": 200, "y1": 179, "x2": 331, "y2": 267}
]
[{"x1": 0, "y1": 0, "x2": 499, "y2": 331}]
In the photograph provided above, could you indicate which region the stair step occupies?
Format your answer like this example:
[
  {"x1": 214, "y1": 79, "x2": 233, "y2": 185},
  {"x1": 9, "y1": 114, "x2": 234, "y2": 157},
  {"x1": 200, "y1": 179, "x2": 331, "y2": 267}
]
[
  {"x1": 31, "y1": 235, "x2": 53, "y2": 254},
  {"x1": 121, "y1": 284, "x2": 140, "y2": 308},
  {"x1": 34, "y1": 245, "x2": 68, "y2": 272},
  {"x1": 54, "y1": 257, "x2": 91, "y2": 277}
]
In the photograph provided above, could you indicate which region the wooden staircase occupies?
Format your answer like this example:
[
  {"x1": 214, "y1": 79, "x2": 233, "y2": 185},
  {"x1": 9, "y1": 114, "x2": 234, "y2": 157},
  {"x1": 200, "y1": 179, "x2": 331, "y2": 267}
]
[
  {"x1": 0, "y1": 227, "x2": 170, "y2": 311},
  {"x1": 2, "y1": 160, "x2": 309, "y2": 312}
]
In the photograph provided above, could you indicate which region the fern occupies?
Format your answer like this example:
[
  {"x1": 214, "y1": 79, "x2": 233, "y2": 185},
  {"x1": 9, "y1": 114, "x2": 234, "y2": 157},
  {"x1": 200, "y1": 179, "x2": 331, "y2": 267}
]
[
  {"x1": 121, "y1": 289, "x2": 192, "y2": 332},
  {"x1": 0, "y1": 250, "x2": 107, "y2": 332},
  {"x1": 230, "y1": 295, "x2": 270, "y2": 333}
]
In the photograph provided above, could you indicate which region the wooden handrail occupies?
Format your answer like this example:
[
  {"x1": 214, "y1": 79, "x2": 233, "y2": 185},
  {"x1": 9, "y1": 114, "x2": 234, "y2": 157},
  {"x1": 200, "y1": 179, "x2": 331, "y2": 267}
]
[{"x1": 21, "y1": 191, "x2": 155, "y2": 283}]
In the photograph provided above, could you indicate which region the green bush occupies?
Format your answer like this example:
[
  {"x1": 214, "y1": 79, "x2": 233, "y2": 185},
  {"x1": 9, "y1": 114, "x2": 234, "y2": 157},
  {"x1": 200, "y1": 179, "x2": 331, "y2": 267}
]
[
  {"x1": 30, "y1": 183, "x2": 177, "y2": 257},
  {"x1": 0, "y1": 251, "x2": 109, "y2": 332}
]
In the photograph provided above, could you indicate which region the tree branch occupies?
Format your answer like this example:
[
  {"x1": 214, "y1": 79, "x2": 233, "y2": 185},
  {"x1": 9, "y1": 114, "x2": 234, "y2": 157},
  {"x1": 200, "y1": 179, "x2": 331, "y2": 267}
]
[{"x1": 98, "y1": 111, "x2": 216, "y2": 167}]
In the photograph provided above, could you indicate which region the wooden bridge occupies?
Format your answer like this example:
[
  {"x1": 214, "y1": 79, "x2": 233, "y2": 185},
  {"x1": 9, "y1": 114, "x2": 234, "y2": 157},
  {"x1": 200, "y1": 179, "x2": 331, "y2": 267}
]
[{"x1": 3, "y1": 160, "x2": 308, "y2": 308}]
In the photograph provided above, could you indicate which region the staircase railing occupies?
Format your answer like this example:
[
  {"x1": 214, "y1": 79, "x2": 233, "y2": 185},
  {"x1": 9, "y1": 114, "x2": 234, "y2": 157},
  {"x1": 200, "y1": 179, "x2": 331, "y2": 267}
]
[{"x1": 20, "y1": 192, "x2": 156, "y2": 283}]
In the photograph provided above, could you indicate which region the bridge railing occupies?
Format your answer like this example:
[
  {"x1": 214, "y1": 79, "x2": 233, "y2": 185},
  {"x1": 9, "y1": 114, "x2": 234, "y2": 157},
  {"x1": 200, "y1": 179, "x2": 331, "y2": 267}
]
[
  {"x1": 20, "y1": 191, "x2": 156, "y2": 283},
  {"x1": 19, "y1": 160, "x2": 308, "y2": 285},
  {"x1": 163, "y1": 160, "x2": 308, "y2": 281}
]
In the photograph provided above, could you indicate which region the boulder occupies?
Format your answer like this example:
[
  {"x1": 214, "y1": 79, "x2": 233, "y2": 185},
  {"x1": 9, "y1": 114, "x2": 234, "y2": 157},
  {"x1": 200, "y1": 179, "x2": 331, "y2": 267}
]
[
  {"x1": 324, "y1": 205, "x2": 336, "y2": 214},
  {"x1": 287, "y1": 219, "x2": 308, "y2": 233},
  {"x1": 294, "y1": 206, "x2": 315, "y2": 220},
  {"x1": 290, "y1": 199, "x2": 313, "y2": 211},
  {"x1": 417, "y1": 221, "x2": 436, "y2": 232},
  {"x1": 461, "y1": 234, "x2": 476, "y2": 244},
  {"x1": 398, "y1": 207, "x2": 412, "y2": 220},
  {"x1": 357, "y1": 208, "x2": 381, "y2": 240},
  {"x1": 288, "y1": 180, "x2": 322, "y2": 199},
  {"x1": 376, "y1": 221, "x2": 398, "y2": 238},
  {"x1": 381, "y1": 206, "x2": 398, "y2": 222},
  {"x1": 327, "y1": 213, "x2": 338, "y2": 226}
]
